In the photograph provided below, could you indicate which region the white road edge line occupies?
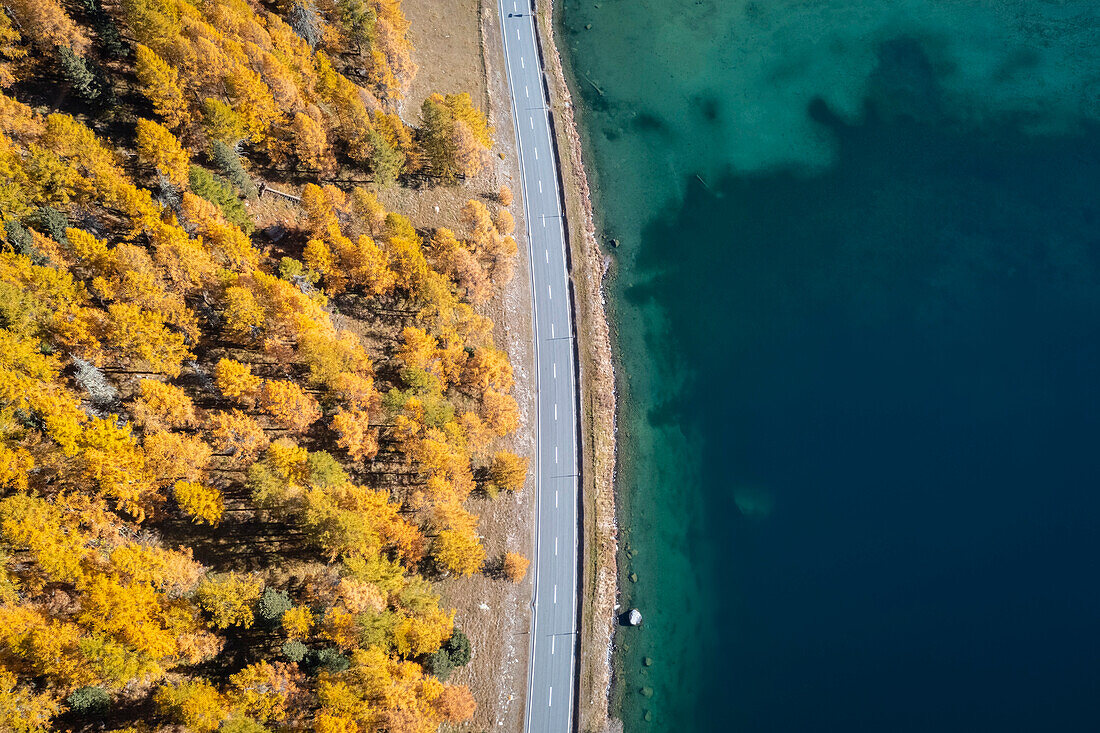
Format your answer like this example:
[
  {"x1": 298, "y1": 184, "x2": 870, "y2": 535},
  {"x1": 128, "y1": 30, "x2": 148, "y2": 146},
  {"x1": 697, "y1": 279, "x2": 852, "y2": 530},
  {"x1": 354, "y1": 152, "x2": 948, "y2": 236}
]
[{"x1": 500, "y1": 7, "x2": 546, "y2": 729}]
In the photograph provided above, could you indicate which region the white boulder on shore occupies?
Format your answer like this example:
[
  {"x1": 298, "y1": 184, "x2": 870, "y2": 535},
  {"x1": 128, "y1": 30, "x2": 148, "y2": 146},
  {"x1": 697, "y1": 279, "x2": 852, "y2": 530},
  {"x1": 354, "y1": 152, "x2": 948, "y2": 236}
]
[{"x1": 626, "y1": 609, "x2": 643, "y2": 626}]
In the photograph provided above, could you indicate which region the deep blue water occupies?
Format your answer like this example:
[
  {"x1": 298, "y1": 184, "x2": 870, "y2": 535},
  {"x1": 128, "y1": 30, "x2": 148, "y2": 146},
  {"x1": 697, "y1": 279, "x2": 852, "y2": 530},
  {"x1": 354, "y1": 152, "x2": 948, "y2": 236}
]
[
  {"x1": 643, "y1": 107, "x2": 1100, "y2": 731},
  {"x1": 560, "y1": 2, "x2": 1100, "y2": 730}
]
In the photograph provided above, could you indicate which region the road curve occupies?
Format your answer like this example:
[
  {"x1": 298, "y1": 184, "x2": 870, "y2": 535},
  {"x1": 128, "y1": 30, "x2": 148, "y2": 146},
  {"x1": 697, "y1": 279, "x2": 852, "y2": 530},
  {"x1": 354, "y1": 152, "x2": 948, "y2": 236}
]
[{"x1": 497, "y1": 1, "x2": 580, "y2": 731}]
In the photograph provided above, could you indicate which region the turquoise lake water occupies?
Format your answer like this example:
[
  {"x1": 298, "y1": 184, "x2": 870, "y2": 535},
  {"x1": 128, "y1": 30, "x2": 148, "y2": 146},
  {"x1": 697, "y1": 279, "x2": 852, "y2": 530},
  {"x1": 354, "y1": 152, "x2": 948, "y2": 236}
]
[{"x1": 558, "y1": 1, "x2": 1100, "y2": 730}]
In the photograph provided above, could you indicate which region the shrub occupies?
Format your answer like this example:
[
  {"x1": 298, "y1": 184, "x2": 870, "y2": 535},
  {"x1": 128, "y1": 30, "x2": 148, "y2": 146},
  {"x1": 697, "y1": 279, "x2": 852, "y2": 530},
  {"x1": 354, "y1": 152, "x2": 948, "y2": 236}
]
[
  {"x1": 281, "y1": 639, "x2": 308, "y2": 663},
  {"x1": 211, "y1": 140, "x2": 258, "y2": 200},
  {"x1": 305, "y1": 647, "x2": 350, "y2": 675},
  {"x1": 423, "y1": 628, "x2": 471, "y2": 681},
  {"x1": 28, "y1": 206, "x2": 69, "y2": 245},
  {"x1": 257, "y1": 588, "x2": 292, "y2": 624},
  {"x1": 67, "y1": 686, "x2": 110, "y2": 714},
  {"x1": 189, "y1": 166, "x2": 252, "y2": 232},
  {"x1": 58, "y1": 47, "x2": 101, "y2": 101},
  {"x1": 3, "y1": 220, "x2": 35, "y2": 260}
]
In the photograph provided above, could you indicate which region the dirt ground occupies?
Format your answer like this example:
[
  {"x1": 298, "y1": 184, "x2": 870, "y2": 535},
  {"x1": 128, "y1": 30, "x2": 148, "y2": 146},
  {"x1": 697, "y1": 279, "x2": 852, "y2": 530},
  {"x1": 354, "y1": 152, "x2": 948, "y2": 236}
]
[{"x1": 395, "y1": 1, "x2": 538, "y2": 730}]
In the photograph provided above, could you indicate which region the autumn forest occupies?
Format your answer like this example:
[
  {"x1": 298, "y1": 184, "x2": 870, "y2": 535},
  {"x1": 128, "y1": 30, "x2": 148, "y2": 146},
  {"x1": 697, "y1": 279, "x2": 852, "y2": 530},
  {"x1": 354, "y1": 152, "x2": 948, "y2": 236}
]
[{"x1": 0, "y1": 0, "x2": 530, "y2": 730}]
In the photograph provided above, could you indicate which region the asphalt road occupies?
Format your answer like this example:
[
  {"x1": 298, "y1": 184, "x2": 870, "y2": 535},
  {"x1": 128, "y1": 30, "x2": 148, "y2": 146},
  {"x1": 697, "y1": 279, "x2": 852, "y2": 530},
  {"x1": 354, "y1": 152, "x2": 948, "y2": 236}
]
[{"x1": 496, "y1": 2, "x2": 580, "y2": 731}]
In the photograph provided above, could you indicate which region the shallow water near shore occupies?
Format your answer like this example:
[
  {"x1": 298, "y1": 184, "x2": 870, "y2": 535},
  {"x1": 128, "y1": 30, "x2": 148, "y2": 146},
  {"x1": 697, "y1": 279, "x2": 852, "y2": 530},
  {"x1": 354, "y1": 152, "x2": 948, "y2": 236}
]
[{"x1": 558, "y1": 0, "x2": 1100, "y2": 730}]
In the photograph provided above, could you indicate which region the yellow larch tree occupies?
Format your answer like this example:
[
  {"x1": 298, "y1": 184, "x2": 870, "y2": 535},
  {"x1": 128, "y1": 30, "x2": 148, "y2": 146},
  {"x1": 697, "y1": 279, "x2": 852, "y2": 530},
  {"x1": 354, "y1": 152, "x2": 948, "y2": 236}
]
[
  {"x1": 132, "y1": 379, "x2": 197, "y2": 433},
  {"x1": 332, "y1": 407, "x2": 379, "y2": 462},
  {"x1": 489, "y1": 450, "x2": 528, "y2": 493},
  {"x1": 260, "y1": 379, "x2": 322, "y2": 433},
  {"x1": 432, "y1": 526, "x2": 485, "y2": 577},
  {"x1": 195, "y1": 572, "x2": 264, "y2": 629},
  {"x1": 207, "y1": 410, "x2": 269, "y2": 466},
  {"x1": 292, "y1": 111, "x2": 335, "y2": 172},
  {"x1": 172, "y1": 481, "x2": 224, "y2": 526},
  {"x1": 4, "y1": 0, "x2": 89, "y2": 53},
  {"x1": 135, "y1": 118, "x2": 191, "y2": 189},
  {"x1": 144, "y1": 431, "x2": 212, "y2": 485},
  {"x1": 105, "y1": 303, "x2": 192, "y2": 377},
  {"x1": 153, "y1": 680, "x2": 229, "y2": 733},
  {"x1": 134, "y1": 45, "x2": 191, "y2": 130},
  {"x1": 214, "y1": 358, "x2": 263, "y2": 407}
]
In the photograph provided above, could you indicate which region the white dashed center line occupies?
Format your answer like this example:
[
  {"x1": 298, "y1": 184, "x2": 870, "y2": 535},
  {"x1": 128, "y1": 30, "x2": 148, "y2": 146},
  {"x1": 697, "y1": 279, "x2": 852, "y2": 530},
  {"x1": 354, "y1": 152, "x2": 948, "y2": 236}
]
[
  {"x1": 554, "y1": 403, "x2": 558, "y2": 420},
  {"x1": 534, "y1": 147, "x2": 538, "y2": 160},
  {"x1": 525, "y1": 85, "x2": 529, "y2": 98},
  {"x1": 548, "y1": 284, "x2": 552, "y2": 299},
  {"x1": 521, "y1": 57, "x2": 525, "y2": 69},
  {"x1": 555, "y1": 536, "x2": 558, "y2": 555},
  {"x1": 548, "y1": 687, "x2": 553, "y2": 707},
  {"x1": 555, "y1": 446, "x2": 558, "y2": 463},
  {"x1": 538, "y1": 179, "x2": 543, "y2": 193},
  {"x1": 555, "y1": 490, "x2": 558, "y2": 508},
  {"x1": 545, "y1": 250, "x2": 548, "y2": 263}
]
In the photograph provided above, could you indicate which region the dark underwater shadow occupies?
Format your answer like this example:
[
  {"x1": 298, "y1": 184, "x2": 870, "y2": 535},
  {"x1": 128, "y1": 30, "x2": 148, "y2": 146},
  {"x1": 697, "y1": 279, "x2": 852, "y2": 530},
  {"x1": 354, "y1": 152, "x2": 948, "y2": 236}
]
[{"x1": 621, "y1": 35, "x2": 1100, "y2": 732}]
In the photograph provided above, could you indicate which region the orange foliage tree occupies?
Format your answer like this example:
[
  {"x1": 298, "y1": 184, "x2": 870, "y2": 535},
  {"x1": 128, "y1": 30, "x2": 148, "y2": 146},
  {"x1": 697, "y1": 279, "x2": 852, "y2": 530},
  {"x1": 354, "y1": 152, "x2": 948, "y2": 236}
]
[
  {"x1": 132, "y1": 379, "x2": 197, "y2": 433},
  {"x1": 260, "y1": 380, "x2": 322, "y2": 434},
  {"x1": 135, "y1": 118, "x2": 190, "y2": 188},
  {"x1": 502, "y1": 552, "x2": 530, "y2": 583},
  {"x1": 214, "y1": 358, "x2": 263, "y2": 407}
]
